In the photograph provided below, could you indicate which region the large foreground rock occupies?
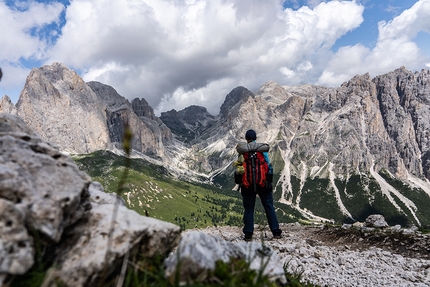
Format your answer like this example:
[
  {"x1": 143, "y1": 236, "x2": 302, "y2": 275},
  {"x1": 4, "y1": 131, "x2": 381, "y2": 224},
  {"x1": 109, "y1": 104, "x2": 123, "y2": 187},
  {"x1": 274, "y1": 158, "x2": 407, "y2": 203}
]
[
  {"x1": 0, "y1": 113, "x2": 90, "y2": 242},
  {"x1": 165, "y1": 231, "x2": 286, "y2": 284},
  {"x1": 0, "y1": 199, "x2": 34, "y2": 275},
  {"x1": 0, "y1": 113, "x2": 181, "y2": 287},
  {"x1": 43, "y1": 204, "x2": 180, "y2": 287}
]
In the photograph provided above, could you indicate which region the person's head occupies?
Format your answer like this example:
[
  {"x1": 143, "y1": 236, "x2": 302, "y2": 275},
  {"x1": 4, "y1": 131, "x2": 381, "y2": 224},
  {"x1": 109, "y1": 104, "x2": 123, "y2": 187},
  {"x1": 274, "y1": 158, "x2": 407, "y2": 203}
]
[{"x1": 245, "y1": 129, "x2": 257, "y2": 142}]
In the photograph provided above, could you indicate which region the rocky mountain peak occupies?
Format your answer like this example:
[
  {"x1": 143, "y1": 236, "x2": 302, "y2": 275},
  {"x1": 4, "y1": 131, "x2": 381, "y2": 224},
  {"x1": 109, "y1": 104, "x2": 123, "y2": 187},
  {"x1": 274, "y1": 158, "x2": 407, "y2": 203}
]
[
  {"x1": 160, "y1": 105, "x2": 215, "y2": 144},
  {"x1": 255, "y1": 80, "x2": 290, "y2": 105},
  {"x1": 372, "y1": 67, "x2": 430, "y2": 179},
  {"x1": 219, "y1": 86, "x2": 255, "y2": 118},
  {"x1": 8, "y1": 63, "x2": 172, "y2": 158},
  {"x1": 87, "y1": 81, "x2": 130, "y2": 111},
  {"x1": 0, "y1": 95, "x2": 16, "y2": 114},
  {"x1": 131, "y1": 98, "x2": 159, "y2": 122},
  {"x1": 13, "y1": 63, "x2": 110, "y2": 154},
  {"x1": 177, "y1": 105, "x2": 214, "y2": 123},
  {"x1": 33, "y1": 62, "x2": 102, "y2": 108},
  {"x1": 340, "y1": 72, "x2": 375, "y2": 101}
]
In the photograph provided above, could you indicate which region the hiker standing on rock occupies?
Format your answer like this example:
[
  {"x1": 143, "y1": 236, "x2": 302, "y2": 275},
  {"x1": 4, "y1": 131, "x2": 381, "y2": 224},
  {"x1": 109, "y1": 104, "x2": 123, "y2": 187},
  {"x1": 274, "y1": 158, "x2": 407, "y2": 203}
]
[{"x1": 234, "y1": 129, "x2": 282, "y2": 241}]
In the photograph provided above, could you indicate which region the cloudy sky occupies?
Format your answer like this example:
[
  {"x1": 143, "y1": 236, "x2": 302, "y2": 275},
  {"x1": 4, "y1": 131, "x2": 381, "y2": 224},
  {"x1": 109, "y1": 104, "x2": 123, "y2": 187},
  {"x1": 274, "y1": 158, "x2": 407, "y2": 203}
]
[{"x1": 1, "y1": 0, "x2": 429, "y2": 115}]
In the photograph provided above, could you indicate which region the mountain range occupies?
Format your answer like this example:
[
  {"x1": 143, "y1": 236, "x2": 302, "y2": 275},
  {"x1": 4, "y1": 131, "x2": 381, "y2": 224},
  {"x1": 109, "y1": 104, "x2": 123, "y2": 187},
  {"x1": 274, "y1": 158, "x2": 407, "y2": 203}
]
[{"x1": 1, "y1": 62, "x2": 430, "y2": 228}]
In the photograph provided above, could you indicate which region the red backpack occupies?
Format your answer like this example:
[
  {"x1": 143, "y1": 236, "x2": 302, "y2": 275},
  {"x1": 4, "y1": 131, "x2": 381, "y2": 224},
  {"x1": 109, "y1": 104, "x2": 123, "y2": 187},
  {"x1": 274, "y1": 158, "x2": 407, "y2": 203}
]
[
  {"x1": 242, "y1": 151, "x2": 269, "y2": 192},
  {"x1": 235, "y1": 142, "x2": 271, "y2": 191}
]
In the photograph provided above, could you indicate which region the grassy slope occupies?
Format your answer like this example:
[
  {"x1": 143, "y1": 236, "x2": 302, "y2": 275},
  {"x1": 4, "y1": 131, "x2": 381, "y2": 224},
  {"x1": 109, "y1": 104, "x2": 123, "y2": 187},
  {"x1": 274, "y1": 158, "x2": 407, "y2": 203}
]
[
  {"x1": 74, "y1": 150, "x2": 305, "y2": 231},
  {"x1": 74, "y1": 151, "x2": 245, "y2": 230}
]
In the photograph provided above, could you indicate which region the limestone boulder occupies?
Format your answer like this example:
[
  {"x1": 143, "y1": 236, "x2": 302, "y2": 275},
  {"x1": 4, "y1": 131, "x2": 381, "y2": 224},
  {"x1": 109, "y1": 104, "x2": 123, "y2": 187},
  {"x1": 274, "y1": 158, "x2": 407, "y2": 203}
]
[
  {"x1": 0, "y1": 199, "x2": 34, "y2": 275},
  {"x1": 164, "y1": 231, "x2": 286, "y2": 284},
  {"x1": 365, "y1": 214, "x2": 389, "y2": 228},
  {"x1": 42, "y1": 204, "x2": 181, "y2": 287},
  {"x1": 88, "y1": 181, "x2": 126, "y2": 206},
  {"x1": 0, "y1": 113, "x2": 181, "y2": 287},
  {"x1": 0, "y1": 113, "x2": 91, "y2": 243}
]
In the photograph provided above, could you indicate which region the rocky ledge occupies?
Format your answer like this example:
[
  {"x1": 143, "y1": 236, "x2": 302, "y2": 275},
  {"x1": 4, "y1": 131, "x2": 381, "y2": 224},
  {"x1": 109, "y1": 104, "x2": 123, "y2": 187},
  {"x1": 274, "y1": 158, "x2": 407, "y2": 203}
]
[
  {"x1": 186, "y1": 220, "x2": 430, "y2": 287},
  {"x1": 0, "y1": 113, "x2": 181, "y2": 287}
]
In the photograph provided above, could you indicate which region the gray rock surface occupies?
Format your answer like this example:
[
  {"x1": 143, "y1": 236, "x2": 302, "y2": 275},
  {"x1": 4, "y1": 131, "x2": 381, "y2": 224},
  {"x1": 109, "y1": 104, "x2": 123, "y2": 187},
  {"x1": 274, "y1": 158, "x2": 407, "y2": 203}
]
[
  {"x1": 365, "y1": 214, "x2": 389, "y2": 228},
  {"x1": 88, "y1": 181, "x2": 126, "y2": 206},
  {"x1": 131, "y1": 97, "x2": 159, "y2": 122},
  {"x1": 0, "y1": 95, "x2": 16, "y2": 114},
  {"x1": 14, "y1": 63, "x2": 111, "y2": 154},
  {"x1": 0, "y1": 199, "x2": 34, "y2": 275},
  {"x1": 160, "y1": 105, "x2": 215, "y2": 145},
  {"x1": 43, "y1": 204, "x2": 180, "y2": 287},
  {"x1": 0, "y1": 113, "x2": 91, "y2": 243},
  {"x1": 0, "y1": 113, "x2": 181, "y2": 287},
  {"x1": 165, "y1": 231, "x2": 285, "y2": 284},
  {"x1": 88, "y1": 81, "x2": 173, "y2": 159},
  {"x1": 189, "y1": 221, "x2": 430, "y2": 287}
]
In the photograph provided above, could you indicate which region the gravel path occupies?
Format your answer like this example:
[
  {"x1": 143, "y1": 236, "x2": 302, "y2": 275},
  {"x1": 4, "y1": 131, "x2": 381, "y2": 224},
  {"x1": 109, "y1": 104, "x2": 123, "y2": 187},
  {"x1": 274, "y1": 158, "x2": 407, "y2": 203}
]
[{"x1": 193, "y1": 223, "x2": 430, "y2": 287}]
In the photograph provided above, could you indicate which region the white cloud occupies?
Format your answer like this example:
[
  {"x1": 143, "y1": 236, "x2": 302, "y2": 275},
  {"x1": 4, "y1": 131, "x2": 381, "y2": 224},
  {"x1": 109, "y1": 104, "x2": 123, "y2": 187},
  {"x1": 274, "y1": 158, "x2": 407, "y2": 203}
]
[
  {"x1": 318, "y1": 44, "x2": 371, "y2": 86},
  {"x1": 318, "y1": 0, "x2": 430, "y2": 85},
  {"x1": 0, "y1": 0, "x2": 64, "y2": 96},
  {"x1": 155, "y1": 77, "x2": 237, "y2": 115},
  {"x1": 4, "y1": 0, "x2": 428, "y2": 117},
  {"x1": 0, "y1": 1, "x2": 63, "y2": 61},
  {"x1": 279, "y1": 67, "x2": 296, "y2": 79},
  {"x1": 44, "y1": 0, "x2": 365, "y2": 115},
  {"x1": 379, "y1": 0, "x2": 430, "y2": 40},
  {"x1": 0, "y1": 63, "x2": 30, "y2": 97}
]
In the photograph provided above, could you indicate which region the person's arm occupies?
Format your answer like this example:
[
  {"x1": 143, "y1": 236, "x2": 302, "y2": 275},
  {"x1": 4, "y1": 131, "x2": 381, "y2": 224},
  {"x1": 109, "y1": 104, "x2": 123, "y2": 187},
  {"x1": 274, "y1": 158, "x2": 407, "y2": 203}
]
[
  {"x1": 263, "y1": 151, "x2": 273, "y2": 175},
  {"x1": 263, "y1": 151, "x2": 271, "y2": 165},
  {"x1": 233, "y1": 154, "x2": 245, "y2": 174}
]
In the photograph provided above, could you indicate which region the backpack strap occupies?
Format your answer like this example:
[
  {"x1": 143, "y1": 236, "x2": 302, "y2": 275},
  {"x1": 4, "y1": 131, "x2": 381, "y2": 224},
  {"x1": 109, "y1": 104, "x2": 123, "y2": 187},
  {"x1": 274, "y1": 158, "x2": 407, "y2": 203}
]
[{"x1": 249, "y1": 151, "x2": 257, "y2": 192}]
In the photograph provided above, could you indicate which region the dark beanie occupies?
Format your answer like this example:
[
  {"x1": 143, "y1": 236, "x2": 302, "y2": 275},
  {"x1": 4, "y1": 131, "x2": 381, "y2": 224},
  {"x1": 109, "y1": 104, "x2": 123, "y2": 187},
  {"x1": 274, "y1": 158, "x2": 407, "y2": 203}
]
[{"x1": 245, "y1": 129, "x2": 257, "y2": 141}]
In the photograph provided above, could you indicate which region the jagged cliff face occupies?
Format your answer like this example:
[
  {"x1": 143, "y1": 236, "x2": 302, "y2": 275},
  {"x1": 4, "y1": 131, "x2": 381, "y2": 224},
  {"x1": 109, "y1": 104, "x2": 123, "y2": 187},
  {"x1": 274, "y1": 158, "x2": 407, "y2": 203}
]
[
  {"x1": 374, "y1": 68, "x2": 430, "y2": 179},
  {"x1": 13, "y1": 63, "x2": 111, "y2": 154},
  {"x1": 130, "y1": 97, "x2": 173, "y2": 154},
  {"x1": 181, "y1": 67, "x2": 430, "y2": 183},
  {"x1": 0, "y1": 95, "x2": 15, "y2": 114},
  {"x1": 160, "y1": 105, "x2": 215, "y2": 145},
  {"x1": 1, "y1": 63, "x2": 172, "y2": 159},
  {"x1": 88, "y1": 81, "x2": 173, "y2": 159}
]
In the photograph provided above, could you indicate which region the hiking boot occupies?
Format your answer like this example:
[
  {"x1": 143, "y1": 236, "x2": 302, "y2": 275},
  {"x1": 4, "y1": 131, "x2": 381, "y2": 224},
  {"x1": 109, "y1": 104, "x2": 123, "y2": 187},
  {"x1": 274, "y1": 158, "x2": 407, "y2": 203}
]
[
  {"x1": 273, "y1": 235, "x2": 282, "y2": 239},
  {"x1": 244, "y1": 233, "x2": 253, "y2": 242}
]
